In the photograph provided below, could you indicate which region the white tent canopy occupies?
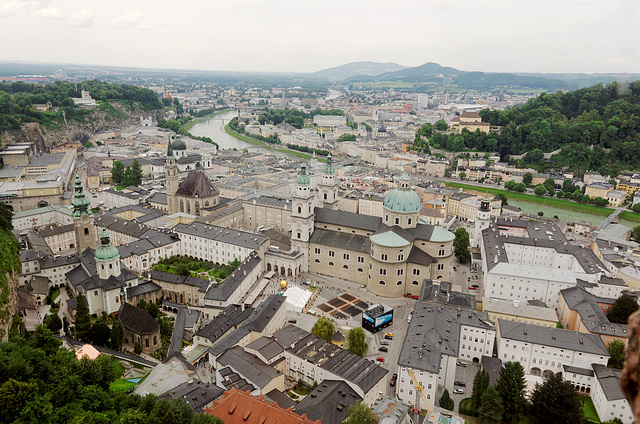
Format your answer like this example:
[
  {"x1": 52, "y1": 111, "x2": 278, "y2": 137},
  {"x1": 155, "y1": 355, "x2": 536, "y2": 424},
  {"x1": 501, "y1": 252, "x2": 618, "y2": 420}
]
[{"x1": 283, "y1": 286, "x2": 311, "y2": 313}]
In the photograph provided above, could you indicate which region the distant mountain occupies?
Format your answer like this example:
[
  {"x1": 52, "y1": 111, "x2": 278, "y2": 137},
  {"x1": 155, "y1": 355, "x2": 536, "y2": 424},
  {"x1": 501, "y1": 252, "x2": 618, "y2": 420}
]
[
  {"x1": 515, "y1": 72, "x2": 640, "y2": 89},
  {"x1": 309, "y1": 61, "x2": 407, "y2": 80},
  {"x1": 342, "y1": 62, "x2": 568, "y2": 90}
]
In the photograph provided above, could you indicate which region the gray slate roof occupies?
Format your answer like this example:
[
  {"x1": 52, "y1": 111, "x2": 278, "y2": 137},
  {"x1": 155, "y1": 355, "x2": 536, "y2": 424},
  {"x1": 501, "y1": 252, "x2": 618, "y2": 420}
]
[
  {"x1": 314, "y1": 207, "x2": 382, "y2": 232},
  {"x1": 295, "y1": 380, "x2": 361, "y2": 424},
  {"x1": 174, "y1": 222, "x2": 268, "y2": 250},
  {"x1": 309, "y1": 228, "x2": 370, "y2": 253},
  {"x1": 156, "y1": 380, "x2": 224, "y2": 412},
  {"x1": 593, "y1": 363, "x2": 626, "y2": 401},
  {"x1": 205, "y1": 253, "x2": 262, "y2": 301}
]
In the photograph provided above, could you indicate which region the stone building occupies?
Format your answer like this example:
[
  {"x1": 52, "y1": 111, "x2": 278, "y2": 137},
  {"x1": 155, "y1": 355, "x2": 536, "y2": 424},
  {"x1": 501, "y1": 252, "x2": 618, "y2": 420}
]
[{"x1": 117, "y1": 302, "x2": 161, "y2": 353}]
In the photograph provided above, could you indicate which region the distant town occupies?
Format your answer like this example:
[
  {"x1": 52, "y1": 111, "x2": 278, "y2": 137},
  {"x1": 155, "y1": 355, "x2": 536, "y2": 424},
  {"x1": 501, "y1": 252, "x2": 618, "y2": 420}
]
[{"x1": 1, "y1": 68, "x2": 640, "y2": 424}]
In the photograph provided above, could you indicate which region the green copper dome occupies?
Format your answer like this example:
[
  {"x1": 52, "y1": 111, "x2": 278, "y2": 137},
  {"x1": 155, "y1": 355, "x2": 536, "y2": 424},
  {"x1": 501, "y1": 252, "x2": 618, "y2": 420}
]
[
  {"x1": 297, "y1": 164, "x2": 310, "y2": 186},
  {"x1": 71, "y1": 175, "x2": 92, "y2": 219},
  {"x1": 383, "y1": 170, "x2": 421, "y2": 213},
  {"x1": 95, "y1": 228, "x2": 120, "y2": 262},
  {"x1": 323, "y1": 153, "x2": 335, "y2": 175}
]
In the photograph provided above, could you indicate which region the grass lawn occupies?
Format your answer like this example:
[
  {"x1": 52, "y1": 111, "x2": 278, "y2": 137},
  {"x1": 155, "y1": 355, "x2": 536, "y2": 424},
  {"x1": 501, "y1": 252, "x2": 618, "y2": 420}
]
[
  {"x1": 444, "y1": 181, "x2": 640, "y2": 222},
  {"x1": 225, "y1": 124, "x2": 327, "y2": 162},
  {"x1": 109, "y1": 369, "x2": 150, "y2": 393},
  {"x1": 292, "y1": 385, "x2": 310, "y2": 396},
  {"x1": 181, "y1": 108, "x2": 230, "y2": 131},
  {"x1": 112, "y1": 357, "x2": 125, "y2": 378},
  {"x1": 581, "y1": 395, "x2": 601, "y2": 423}
]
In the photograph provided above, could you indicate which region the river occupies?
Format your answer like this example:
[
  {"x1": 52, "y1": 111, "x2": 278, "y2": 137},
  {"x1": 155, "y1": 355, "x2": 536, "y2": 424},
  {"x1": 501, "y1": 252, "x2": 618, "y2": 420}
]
[{"x1": 189, "y1": 109, "x2": 302, "y2": 160}]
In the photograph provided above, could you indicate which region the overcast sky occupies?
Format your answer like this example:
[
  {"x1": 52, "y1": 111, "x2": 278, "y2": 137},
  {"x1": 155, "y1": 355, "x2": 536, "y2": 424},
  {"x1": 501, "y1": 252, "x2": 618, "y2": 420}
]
[{"x1": 1, "y1": 0, "x2": 638, "y2": 74}]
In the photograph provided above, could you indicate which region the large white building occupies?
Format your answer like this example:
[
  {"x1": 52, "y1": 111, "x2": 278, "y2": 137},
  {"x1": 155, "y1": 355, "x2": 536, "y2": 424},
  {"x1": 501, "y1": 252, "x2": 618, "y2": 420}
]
[
  {"x1": 481, "y1": 218, "x2": 607, "y2": 309},
  {"x1": 396, "y1": 303, "x2": 495, "y2": 409},
  {"x1": 496, "y1": 320, "x2": 609, "y2": 378},
  {"x1": 591, "y1": 364, "x2": 635, "y2": 424}
]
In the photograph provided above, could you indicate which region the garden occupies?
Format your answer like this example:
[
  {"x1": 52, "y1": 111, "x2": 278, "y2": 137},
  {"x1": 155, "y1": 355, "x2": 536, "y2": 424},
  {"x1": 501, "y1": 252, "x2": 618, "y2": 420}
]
[{"x1": 152, "y1": 255, "x2": 241, "y2": 282}]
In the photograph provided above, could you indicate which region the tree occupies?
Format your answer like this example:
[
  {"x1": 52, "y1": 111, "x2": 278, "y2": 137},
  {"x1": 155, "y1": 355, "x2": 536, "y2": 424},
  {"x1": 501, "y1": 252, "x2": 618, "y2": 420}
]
[
  {"x1": 496, "y1": 193, "x2": 508, "y2": 206},
  {"x1": 344, "y1": 401, "x2": 376, "y2": 424},
  {"x1": 534, "y1": 185, "x2": 547, "y2": 195},
  {"x1": 434, "y1": 119, "x2": 448, "y2": 131},
  {"x1": 607, "y1": 294, "x2": 639, "y2": 324},
  {"x1": 0, "y1": 379, "x2": 38, "y2": 424},
  {"x1": 110, "y1": 321, "x2": 124, "y2": 350},
  {"x1": 45, "y1": 313, "x2": 62, "y2": 334},
  {"x1": 129, "y1": 159, "x2": 143, "y2": 186},
  {"x1": 75, "y1": 294, "x2": 91, "y2": 342},
  {"x1": 459, "y1": 171, "x2": 467, "y2": 180},
  {"x1": 453, "y1": 228, "x2": 471, "y2": 264},
  {"x1": 631, "y1": 225, "x2": 640, "y2": 242},
  {"x1": 504, "y1": 180, "x2": 516, "y2": 190},
  {"x1": 311, "y1": 316, "x2": 335, "y2": 343},
  {"x1": 417, "y1": 122, "x2": 433, "y2": 137},
  {"x1": 530, "y1": 373, "x2": 584, "y2": 424},
  {"x1": 89, "y1": 322, "x2": 111, "y2": 347},
  {"x1": 523, "y1": 172, "x2": 533, "y2": 185},
  {"x1": 496, "y1": 361, "x2": 528, "y2": 423},
  {"x1": 471, "y1": 369, "x2": 490, "y2": 414},
  {"x1": 111, "y1": 161, "x2": 125, "y2": 185},
  {"x1": 607, "y1": 339, "x2": 625, "y2": 369},
  {"x1": 544, "y1": 178, "x2": 556, "y2": 193},
  {"x1": 514, "y1": 183, "x2": 526, "y2": 192},
  {"x1": 346, "y1": 327, "x2": 368, "y2": 357},
  {"x1": 479, "y1": 385, "x2": 503, "y2": 424},
  {"x1": 538, "y1": 211, "x2": 544, "y2": 216},
  {"x1": 439, "y1": 389, "x2": 454, "y2": 411},
  {"x1": 633, "y1": 203, "x2": 640, "y2": 213},
  {"x1": 134, "y1": 341, "x2": 142, "y2": 354}
]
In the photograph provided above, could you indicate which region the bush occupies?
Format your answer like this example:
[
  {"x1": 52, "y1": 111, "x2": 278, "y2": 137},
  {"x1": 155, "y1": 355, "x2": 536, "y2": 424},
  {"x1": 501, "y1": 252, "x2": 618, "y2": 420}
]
[{"x1": 459, "y1": 398, "x2": 477, "y2": 417}]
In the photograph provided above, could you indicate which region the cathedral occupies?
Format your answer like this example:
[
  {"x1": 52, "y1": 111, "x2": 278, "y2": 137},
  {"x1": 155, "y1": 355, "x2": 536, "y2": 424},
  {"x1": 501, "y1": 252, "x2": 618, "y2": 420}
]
[{"x1": 288, "y1": 160, "x2": 455, "y2": 298}]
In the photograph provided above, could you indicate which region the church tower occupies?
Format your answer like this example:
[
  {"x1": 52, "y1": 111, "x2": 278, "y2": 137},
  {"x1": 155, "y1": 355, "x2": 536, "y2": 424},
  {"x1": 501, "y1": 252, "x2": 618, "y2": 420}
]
[
  {"x1": 95, "y1": 228, "x2": 121, "y2": 280},
  {"x1": 318, "y1": 153, "x2": 338, "y2": 210},
  {"x1": 291, "y1": 164, "x2": 315, "y2": 272},
  {"x1": 472, "y1": 195, "x2": 492, "y2": 248},
  {"x1": 165, "y1": 136, "x2": 179, "y2": 213},
  {"x1": 71, "y1": 175, "x2": 96, "y2": 253}
]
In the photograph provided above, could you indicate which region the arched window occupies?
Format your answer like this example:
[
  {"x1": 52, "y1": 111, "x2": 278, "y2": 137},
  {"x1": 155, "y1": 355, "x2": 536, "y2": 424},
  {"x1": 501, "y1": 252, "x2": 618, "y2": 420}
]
[
  {"x1": 315, "y1": 259, "x2": 320, "y2": 263},
  {"x1": 153, "y1": 336, "x2": 157, "y2": 345},
  {"x1": 397, "y1": 281, "x2": 403, "y2": 285},
  {"x1": 94, "y1": 290, "x2": 98, "y2": 296},
  {"x1": 358, "y1": 268, "x2": 363, "y2": 272},
  {"x1": 408, "y1": 218, "x2": 412, "y2": 225},
  {"x1": 379, "y1": 280, "x2": 386, "y2": 285},
  {"x1": 109, "y1": 264, "x2": 113, "y2": 269},
  {"x1": 328, "y1": 262, "x2": 334, "y2": 266},
  {"x1": 84, "y1": 228, "x2": 89, "y2": 235},
  {"x1": 298, "y1": 206, "x2": 301, "y2": 214},
  {"x1": 145, "y1": 338, "x2": 149, "y2": 348},
  {"x1": 395, "y1": 218, "x2": 399, "y2": 225},
  {"x1": 343, "y1": 265, "x2": 348, "y2": 269}
]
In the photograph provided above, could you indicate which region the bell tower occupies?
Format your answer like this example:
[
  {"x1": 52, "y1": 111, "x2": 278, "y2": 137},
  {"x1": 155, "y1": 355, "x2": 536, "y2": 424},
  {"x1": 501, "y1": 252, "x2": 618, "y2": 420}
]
[
  {"x1": 318, "y1": 153, "x2": 338, "y2": 210},
  {"x1": 71, "y1": 175, "x2": 96, "y2": 253},
  {"x1": 472, "y1": 195, "x2": 492, "y2": 248},
  {"x1": 291, "y1": 164, "x2": 315, "y2": 272}
]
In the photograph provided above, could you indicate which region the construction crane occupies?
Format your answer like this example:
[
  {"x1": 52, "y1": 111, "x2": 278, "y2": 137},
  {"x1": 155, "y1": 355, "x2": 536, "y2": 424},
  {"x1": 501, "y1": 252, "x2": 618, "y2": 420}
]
[{"x1": 406, "y1": 368, "x2": 437, "y2": 423}]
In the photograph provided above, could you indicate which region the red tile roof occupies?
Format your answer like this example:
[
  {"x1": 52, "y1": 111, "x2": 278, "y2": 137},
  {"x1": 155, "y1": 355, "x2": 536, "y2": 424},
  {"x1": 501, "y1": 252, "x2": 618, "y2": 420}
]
[{"x1": 204, "y1": 388, "x2": 320, "y2": 424}]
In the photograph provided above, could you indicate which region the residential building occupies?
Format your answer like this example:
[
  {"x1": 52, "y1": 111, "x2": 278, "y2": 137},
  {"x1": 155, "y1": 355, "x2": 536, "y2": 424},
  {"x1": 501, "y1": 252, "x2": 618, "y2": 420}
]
[
  {"x1": 591, "y1": 364, "x2": 635, "y2": 424},
  {"x1": 482, "y1": 297, "x2": 558, "y2": 328}
]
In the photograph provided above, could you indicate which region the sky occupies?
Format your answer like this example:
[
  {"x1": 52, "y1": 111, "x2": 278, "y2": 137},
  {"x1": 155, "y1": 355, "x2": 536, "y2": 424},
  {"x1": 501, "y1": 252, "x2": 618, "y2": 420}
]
[{"x1": 0, "y1": 0, "x2": 638, "y2": 74}]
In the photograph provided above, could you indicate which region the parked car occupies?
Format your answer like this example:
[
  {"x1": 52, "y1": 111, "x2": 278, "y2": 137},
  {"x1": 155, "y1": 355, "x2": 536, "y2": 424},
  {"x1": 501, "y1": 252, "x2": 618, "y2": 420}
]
[
  {"x1": 456, "y1": 361, "x2": 467, "y2": 367},
  {"x1": 288, "y1": 319, "x2": 297, "y2": 324},
  {"x1": 454, "y1": 381, "x2": 466, "y2": 387},
  {"x1": 453, "y1": 388, "x2": 465, "y2": 395},
  {"x1": 468, "y1": 284, "x2": 479, "y2": 290},
  {"x1": 390, "y1": 373, "x2": 397, "y2": 386},
  {"x1": 384, "y1": 332, "x2": 394, "y2": 340},
  {"x1": 381, "y1": 341, "x2": 389, "y2": 346},
  {"x1": 379, "y1": 346, "x2": 388, "y2": 352},
  {"x1": 407, "y1": 314, "x2": 412, "y2": 324},
  {"x1": 376, "y1": 357, "x2": 385, "y2": 362}
]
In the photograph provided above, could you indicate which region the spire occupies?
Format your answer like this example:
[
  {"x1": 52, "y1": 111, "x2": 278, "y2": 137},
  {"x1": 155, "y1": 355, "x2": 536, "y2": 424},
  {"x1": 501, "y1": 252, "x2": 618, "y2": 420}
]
[
  {"x1": 71, "y1": 174, "x2": 92, "y2": 219},
  {"x1": 399, "y1": 170, "x2": 411, "y2": 190},
  {"x1": 95, "y1": 227, "x2": 120, "y2": 262},
  {"x1": 167, "y1": 136, "x2": 174, "y2": 158}
]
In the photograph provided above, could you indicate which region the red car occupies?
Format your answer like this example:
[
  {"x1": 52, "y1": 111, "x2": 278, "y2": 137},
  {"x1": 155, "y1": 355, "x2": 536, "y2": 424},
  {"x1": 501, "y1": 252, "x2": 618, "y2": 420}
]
[
  {"x1": 376, "y1": 357, "x2": 385, "y2": 362},
  {"x1": 468, "y1": 284, "x2": 479, "y2": 290}
]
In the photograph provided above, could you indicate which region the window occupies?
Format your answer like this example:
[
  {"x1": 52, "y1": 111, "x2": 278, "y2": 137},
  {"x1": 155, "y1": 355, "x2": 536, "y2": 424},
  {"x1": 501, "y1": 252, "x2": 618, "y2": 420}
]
[
  {"x1": 381, "y1": 254, "x2": 388, "y2": 261},
  {"x1": 398, "y1": 254, "x2": 404, "y2": 261},
  {"x1": 397, "y1": 269, "x2": 404, "y2": 276},
  {"x1": 358, "y1": 268, "x2": 363, "y2": 272},
  {"x1": 413, "y1": 269, "x2": 420, "y2": 275},
  {"x1": 84, "y1": 228, "x2": 89, "y2": 235},
  {"x1": 408, "y1": 218, "x2": 412, "y2": 225},
  {"x1": 343, "y1": 265, "x2": 348, "y2": 269},
  {"x1": 379, "y1": 281, "x2": 386, "y2": 285},
  {"x1": 412, "y1": 281, "x2": 419, "y2": 285},
  {"x1": 314, "y1": 259, "x2": 320, "y2": 263},
  {"x1": 358, "y1": 256, "x2": 364, "y2": 263},
  {"x1": 397, "y1": 281, "x2": 402, "y2": 285},
  {"x1": 94, "y1": 290, "x2": 98, "y2": 296},
  {"x1": 438, "y1": 249, "x2": 445, "y2": 256},
  {"x1": 437, "y1": 264, "x2": 445, "y2": 270},
  {"x1": 343, "y1": 253, "x2": 350, "y2": 260},
  {"x1": 329, "y1": 251, "x2": 335, "y2": 257},
  {"x1": 314, "y1": 248, "x2": 320, "y2": 254},
  {"x1": 297, "y1": 206, "x2": 301, "y2": 214},
  {"x1": 395, "y1": 218, "x2": 400, "y2": 225},
  {"x1": 329, "y1": 262, "x2": 334, "y2": 266},
  {"x1": 379, "y1": 269, "x2": 387, "y2": 275},
  {"x1": 145, "y1": 338, "x2": 149, "y2": 348}
]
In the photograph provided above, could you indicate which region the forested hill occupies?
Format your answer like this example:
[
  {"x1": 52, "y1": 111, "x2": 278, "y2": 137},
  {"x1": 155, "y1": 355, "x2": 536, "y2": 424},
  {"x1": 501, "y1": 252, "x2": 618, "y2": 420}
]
[
  {"x1": 0, "y1": 80, "x2": 162, "y2": 132},
  {"x1": 429, "y1": 81, "x2": 640, "y2": 176}
]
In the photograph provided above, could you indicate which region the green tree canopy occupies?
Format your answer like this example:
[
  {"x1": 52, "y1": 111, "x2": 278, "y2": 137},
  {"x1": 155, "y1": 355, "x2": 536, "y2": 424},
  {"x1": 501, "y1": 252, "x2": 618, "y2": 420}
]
[
  {"x1": 74, "y1": 294, "x2": 91, "y2": 342},
  {"x1": 607, "y1": 294, "x2": 639, "y2": 324},
  {"x1": 434, "y1": 119, "x2": 449, "y2": 131},
  {"x1": 471, "y1": 369, "x2": 490, "y2": 414},
  {"x1": 607, "y1": 339, "x2": 626, "y2": 369},
  {"x1": 514, "y1": 182, "x2": 526, "y2": 192},
  {"x1": 523, "y1": 172, "x2": 533, "y2": 185},
  {"x1": 343, "y1": 400, "x2": 376, "y2": 424},
  {"x1": 479, "y1": 385, "x2": 503, "y2": 424},
  {"x1": 111, "y1": 161, "x2": 125, "y2": 185},
  {"x1": 346, "y1": 327, "x2": 368, "y2": 357},
  {"x1": 453, "y1": 227, "x2": 471, "y2": 264},
  {"x1": 496, "y1": 361, "x2": 528, "y2": 423},
  {"x1": 311, "y1": 316, "x2": 335, "y2": 343},
  {"x1": 534, "y1": 184, "x2": 547, "y2": 195},
  {"x1": 110, "y1": 320, "x2": 124, "y2": 351},
  {"x1": 439, "y1": 389, "x2": 454, "y2": 411},
  {"x1": 631, "y1": 225, "x2": 640, "y2": 243},
  {"x1": 530, "y1": 373, "x2": 585, "y2": 424}
]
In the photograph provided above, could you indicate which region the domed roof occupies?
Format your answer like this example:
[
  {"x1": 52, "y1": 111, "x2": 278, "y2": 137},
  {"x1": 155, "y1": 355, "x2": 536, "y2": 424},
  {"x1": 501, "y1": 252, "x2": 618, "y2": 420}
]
[
  {"x1": 172, "y1": 139, "x2": 187, "y2": 150},
  {"x1": 370, "y1": 230, "x2": 411, "y2": 248},
  {"x1": 383, "y1": 171, "x2": 421, "y2": 213},
  {"x1": 297, "y1": 164, "x2": 310, "y2": 186},
  {"x1": 323, "y1": 154, "x2": 335, "y2": 175},
  {"x1": 95, "y1": 228, "x2": 120, "y2": 262},
  {"x1": 429, "y1": 226, "x2": 455, "y2": 243}
]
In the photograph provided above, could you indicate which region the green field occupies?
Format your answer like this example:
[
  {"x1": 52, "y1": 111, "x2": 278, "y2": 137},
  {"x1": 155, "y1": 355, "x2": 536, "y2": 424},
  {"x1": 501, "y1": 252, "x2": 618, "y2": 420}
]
[
  {"x1": 181, "y1": 108, "x2": 231, "y2": 131},
  {"x1": 444, "y1": 182, "x2": 640, "y2": 223},
  {"x1": 224, "y1": 124, "x2": 327, "y2": 162},
  {"x1": 581, "y1": 395, "x2": 601, "y2": 423}
]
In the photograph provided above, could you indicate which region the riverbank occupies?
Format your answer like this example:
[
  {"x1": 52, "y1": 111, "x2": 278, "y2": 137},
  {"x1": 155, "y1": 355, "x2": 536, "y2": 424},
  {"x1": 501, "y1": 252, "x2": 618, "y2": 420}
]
[
  {"x1": 224, "y1": 124, "x2": 327, "y2": 162},
  {"x1": 444, "y1": 181, "x2": 640, "y2": 223},
  {"x1": 181, "y1": 108, "x2": 231, "y2": 132}
]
